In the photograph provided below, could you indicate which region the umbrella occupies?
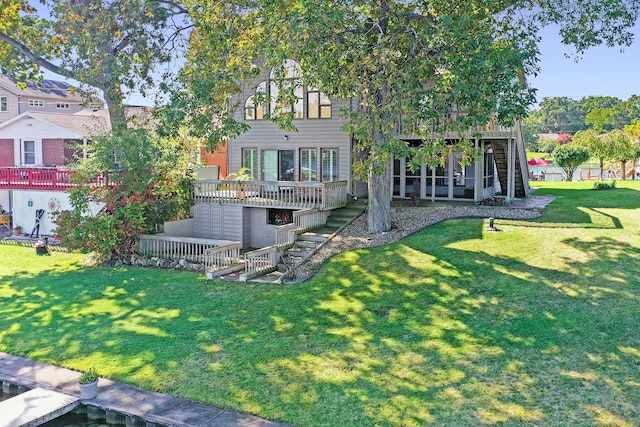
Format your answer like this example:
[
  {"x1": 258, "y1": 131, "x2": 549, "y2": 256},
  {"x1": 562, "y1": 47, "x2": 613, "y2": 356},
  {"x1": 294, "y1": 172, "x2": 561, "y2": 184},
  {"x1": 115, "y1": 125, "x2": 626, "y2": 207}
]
[
  {"x1": 528, "y1": 158, "x2": 552, "y2": 166},
  {"x1": 528, "y1": 158, "x2": 552, "y2": 178}
]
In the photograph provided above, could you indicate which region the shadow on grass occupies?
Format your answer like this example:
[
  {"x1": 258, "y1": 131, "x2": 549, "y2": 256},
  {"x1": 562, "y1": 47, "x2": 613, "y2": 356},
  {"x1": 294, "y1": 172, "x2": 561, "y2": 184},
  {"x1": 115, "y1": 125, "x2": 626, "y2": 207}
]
[
  {"x1": 0, "y1": 215, "x2": 639, "y2": 426},
  {"x1": 527, "y1": 186, "x2": 640, "y2": 229}
]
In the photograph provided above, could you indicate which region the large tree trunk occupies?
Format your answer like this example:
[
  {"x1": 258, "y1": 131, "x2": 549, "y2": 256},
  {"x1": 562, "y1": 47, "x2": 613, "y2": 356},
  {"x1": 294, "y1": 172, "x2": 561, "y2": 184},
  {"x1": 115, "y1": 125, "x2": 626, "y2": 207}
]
[{"x1": 367, "y1": 131, "x2": 392, "y2": 233}]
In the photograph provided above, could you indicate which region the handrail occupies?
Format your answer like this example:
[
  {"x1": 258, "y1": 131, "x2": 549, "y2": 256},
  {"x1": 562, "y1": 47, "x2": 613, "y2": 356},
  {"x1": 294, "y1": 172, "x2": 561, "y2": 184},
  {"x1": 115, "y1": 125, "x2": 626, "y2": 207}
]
[
  {"x1": 0, "y1": 167, "x2": 75, "y2": 190},
  {"x1": 275, "y1": 223, "x2": 297, "y2": 248},
  {"x1": 293, "y1": 208, "x2": 326, "y2": 233},
  {"x1": 194, "y1": 180, "x2": 348, "y2": 210},
  {"x1": 138, "y1": 234, "x2": 236, "y2": 263},
  {"x1": 204, "y1": 242, "x2": 242, "y2": 273},
  {"x1": 241, "y1": 245, "x2": 279, "y2": 281}
]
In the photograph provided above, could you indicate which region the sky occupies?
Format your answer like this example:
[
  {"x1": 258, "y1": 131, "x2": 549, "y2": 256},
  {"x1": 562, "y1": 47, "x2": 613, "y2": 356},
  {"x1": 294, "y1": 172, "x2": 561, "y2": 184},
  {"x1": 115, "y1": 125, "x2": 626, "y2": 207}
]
[
  {"x1": 531, "y1": 25, "x2": 640, "y2": 102},
  {"x1": 34, "y1": 20, "x2": 640, "y2": 108}
]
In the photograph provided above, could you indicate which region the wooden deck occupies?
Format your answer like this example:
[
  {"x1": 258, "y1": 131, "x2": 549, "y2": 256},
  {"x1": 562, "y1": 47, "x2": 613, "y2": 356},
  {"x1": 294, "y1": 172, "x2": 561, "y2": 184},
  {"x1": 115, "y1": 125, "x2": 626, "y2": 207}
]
[
  {"x1": 194, "y1": 180, "x2": 348, "y2": 210},
  {"x1": 0, "y1": 167, "x2": 75, "y2": 191}
]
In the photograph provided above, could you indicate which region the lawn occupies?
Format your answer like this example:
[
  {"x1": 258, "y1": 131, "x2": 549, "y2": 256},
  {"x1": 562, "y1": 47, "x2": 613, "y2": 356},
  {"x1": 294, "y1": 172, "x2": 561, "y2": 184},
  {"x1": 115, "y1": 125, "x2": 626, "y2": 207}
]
[{"x1": 1, "y1": 180, "x2": 639, "y2": 426}]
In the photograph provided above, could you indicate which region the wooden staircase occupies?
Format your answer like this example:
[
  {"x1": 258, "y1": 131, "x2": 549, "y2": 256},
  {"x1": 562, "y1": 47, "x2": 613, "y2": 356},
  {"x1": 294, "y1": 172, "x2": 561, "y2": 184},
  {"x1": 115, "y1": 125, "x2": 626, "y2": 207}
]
[{"x1": 491, "y1": 122, "x2": 530, "y2": 199}]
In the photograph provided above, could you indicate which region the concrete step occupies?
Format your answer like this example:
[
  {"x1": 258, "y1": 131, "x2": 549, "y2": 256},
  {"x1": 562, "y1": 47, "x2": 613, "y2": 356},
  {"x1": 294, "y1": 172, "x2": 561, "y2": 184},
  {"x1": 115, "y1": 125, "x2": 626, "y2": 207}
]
[
  {"x1": 249, "y1": 271, "x2": 284, "y2": 283},
  {"x1": 295, "y1": 240, "x2": 319, "y2": 249}
]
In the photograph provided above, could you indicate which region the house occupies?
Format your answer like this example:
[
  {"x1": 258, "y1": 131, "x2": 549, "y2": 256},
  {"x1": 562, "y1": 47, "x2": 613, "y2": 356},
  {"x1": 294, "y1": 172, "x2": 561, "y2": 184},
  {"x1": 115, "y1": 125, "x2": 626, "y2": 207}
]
[
  {"x1": 0, "y1": 75, "x2": 87, "y2": 123},
  {"x1": 0, "y1": 75, "x2": 110, "y2": 236},
  {"x1": 156, "y1": 59, "x2": 529, "y2": 280}
]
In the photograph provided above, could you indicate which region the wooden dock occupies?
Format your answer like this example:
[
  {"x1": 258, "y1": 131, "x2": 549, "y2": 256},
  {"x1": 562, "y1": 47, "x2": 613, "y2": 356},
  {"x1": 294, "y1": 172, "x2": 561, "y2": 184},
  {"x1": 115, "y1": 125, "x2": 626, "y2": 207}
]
[{"x1": 0, "y1": 387, "x2": 79, "y2": 427}]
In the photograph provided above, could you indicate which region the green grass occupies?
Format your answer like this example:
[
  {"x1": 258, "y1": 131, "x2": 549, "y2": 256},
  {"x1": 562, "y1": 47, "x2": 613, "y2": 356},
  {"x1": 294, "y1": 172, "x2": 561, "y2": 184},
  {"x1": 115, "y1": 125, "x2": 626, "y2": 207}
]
[{"x1": 1, "y1": 181, "x2": 639, "y2": 426}]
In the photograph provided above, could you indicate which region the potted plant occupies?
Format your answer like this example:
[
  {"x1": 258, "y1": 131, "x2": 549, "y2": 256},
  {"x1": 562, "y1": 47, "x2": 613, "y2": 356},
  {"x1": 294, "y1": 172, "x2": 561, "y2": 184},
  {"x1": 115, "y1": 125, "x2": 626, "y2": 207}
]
[
  {"x1": 35, "y1": 239, "x2": 49, "y2": 255},
  {"x1": 225, "y1": 167, "x2": 254, "y2": 199},
  {"x1": 13, "y1": 225, "x2": 22, "y2": 236},
  {"x1": 78, "y1": 367, "x2": 99, "y2": 399}
]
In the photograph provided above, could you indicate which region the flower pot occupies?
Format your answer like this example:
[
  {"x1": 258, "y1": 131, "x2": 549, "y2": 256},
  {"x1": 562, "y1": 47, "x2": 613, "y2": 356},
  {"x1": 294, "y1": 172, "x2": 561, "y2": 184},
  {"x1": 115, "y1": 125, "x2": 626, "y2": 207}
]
[
  {"x1": 79, "y1": 380, "x2": 98, "y2": 399},
  {"x1": 36, "y1": 246, "x2": 48, "y2": 255}
]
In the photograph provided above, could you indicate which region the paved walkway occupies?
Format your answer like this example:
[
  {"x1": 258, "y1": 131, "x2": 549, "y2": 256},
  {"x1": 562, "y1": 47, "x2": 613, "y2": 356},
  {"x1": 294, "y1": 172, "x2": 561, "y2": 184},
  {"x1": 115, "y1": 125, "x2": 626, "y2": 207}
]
[{"x1": 0, "y1": 352, "x2": 292, "y2": 427}]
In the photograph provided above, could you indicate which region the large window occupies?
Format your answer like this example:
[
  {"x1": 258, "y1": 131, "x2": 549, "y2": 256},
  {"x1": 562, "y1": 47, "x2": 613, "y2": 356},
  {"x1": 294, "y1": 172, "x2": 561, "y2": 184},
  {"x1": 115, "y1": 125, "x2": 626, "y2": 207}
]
[
  {"x1": 300, "y1": 149, "x2": 317, "y2": 181},
  {"x1": 307, "y1": 90, "x2": 331, "y2": 119},
  {"x1": 270, "y1": 60, "x2": 303, "y2": 119},
  {"x1": 244, "y1": 81, "x2": 267, "y2": 120},
  {"x1": 242, "y1": 148, "x2": 258, "y2": 179},
  {"x1": 321, "y1": 149, "x2": 339, "y2": 182},
  {"x1": 0, "y1": 96, "x2": 7, "y2": 112},
  {"x1": 23, "y1": 140, "x2": 36, "y2": 165},
  {"x1": 262, "y1": 150, "x2": 294, "y2": 181}
]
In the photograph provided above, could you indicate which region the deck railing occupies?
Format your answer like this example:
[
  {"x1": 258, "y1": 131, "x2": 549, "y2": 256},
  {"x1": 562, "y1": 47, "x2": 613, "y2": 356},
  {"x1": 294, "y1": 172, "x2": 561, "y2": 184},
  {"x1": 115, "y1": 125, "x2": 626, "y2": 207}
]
[
  {"x1": 275, "y1": 223, "x2": 297, "y2": 248},
  {"x1": 194, "y1": 180, "x2": 348, "y2": 210},
  {"x1": 0, "y1": 167, "x2": 75, "y2": 190},
  {"x1": 138, "y1": 234, "x2": 237, "y2": 263},
  {"x1": 204, "y1": 242, "x2": 242, "y2": 275},
  {"x1": 240, "y1": 245, "x2": 279, "y2": 281},
  {"x1": 293, "y1": 208, "x2": 326, "y2": 233}
]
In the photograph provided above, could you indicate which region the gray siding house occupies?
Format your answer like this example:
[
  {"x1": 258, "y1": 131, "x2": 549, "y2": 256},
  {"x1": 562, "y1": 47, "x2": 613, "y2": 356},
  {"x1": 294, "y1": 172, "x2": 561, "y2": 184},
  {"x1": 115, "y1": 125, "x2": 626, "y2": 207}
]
[{"x1": 185, "y1": 60, "x2": 530, "y2": 253}]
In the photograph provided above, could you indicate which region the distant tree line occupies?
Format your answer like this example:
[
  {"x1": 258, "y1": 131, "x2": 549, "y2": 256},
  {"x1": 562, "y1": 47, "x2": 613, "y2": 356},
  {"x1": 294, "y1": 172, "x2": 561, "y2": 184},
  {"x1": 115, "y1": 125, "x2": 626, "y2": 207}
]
[{"x1": 524, "y1": 96, "x2": 640, "y2": 180}]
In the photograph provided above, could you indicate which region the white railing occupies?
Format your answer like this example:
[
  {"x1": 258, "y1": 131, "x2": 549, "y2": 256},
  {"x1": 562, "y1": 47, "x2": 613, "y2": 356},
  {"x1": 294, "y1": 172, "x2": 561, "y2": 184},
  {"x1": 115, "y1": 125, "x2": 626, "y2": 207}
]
[
  {"x1": 293, "y1": 209, "x2": 326, "y2": 233},
  {"x1": 138, "y1": 235, "x2": 237, "y2": 262},
  {"x1": 275, "y1": 223, "x2": 297, "y2": 248},
  {"x1": 194, "y1": 180, "x2": 348, "y2": 210},
  {"x1": 204, "y1": 242, "x2": 242, "y2": 274},
  {"x1": 241, "y1": 245, "x2": 279, "y2": 281},
  {"x1": 396, "y1": 111, "x2": 515, "y2": 139}
]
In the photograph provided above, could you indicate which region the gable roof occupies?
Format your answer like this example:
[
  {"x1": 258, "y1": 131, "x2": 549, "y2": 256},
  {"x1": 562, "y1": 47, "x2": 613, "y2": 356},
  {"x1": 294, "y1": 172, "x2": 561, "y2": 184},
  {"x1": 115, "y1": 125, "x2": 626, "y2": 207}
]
[
  {"x1": 0, "y1": 110, "x2": 110, "y2": 138},
  {"x1": 0, "y1": 75, "x2": 85, "y2": 102}
]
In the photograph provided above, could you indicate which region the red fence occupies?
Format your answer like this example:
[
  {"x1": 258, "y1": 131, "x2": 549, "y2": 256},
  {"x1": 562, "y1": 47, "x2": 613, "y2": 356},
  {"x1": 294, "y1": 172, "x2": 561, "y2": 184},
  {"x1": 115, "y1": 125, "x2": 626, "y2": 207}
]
[{"x1": 0, "y1": 168, "x2": 75, "y2": 191}]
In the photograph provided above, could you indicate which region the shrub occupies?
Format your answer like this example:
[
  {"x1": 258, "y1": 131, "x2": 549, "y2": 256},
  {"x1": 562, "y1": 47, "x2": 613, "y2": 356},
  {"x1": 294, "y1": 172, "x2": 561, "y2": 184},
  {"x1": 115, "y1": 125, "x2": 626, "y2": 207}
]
[{"x1": 593, "y1": 180, "x2": 617, "y2": 190}]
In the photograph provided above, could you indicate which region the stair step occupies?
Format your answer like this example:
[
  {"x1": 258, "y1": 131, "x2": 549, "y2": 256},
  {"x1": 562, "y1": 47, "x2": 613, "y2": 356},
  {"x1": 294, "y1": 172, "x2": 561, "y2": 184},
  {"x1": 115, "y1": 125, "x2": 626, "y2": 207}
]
[
  {"x1": 249, "y1": 271, "x2": 284, "y2": 283},
  {"x1": 287, "y1": 250, "x2": 312, "y2": 258},
  {"x1": 298, "y1": 232, "x2": 330, "y2": 242},
  {"x1": 295, "y1": 240, "x2": 318, "y2": 249}
]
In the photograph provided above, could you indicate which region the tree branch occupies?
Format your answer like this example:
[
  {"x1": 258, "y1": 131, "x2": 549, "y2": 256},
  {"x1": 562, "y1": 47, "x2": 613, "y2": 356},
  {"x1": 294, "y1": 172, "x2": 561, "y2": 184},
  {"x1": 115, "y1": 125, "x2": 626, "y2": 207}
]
[{"x1": 0, "y1": 32, "x2": 74, "y2": 80}]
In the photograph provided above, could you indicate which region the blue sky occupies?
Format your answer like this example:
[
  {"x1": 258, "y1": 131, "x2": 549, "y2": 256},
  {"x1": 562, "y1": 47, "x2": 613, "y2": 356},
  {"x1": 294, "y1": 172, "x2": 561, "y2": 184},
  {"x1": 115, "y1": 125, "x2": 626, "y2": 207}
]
[
  {"x1": 532, "y1": 25, "x2": 640, "y2": 102},
  {"x1": 35, "y1": 20, "x2": 640, "y2": 108}
]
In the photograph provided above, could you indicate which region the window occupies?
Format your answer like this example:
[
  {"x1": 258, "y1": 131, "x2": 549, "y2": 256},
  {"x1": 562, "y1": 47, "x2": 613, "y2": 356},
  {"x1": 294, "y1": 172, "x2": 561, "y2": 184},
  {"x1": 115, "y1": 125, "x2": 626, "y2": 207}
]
[
  {"x1": 321, "y1": 149, "x2": 338, "y2": 182},
  {"x1": 307, "y1": 90, "x2": 331, "y2": 119},
  {"x1": 23, "y1": 140, "x2": 36, "y2": 165},
  {"x1": 270, "y1": 59, "x2": 303, "y2": 119},
  {"x1": 0, "y1": 96, "x2": 7, "y2": 112},
  {"x1": 244, "y1": 81, "x2": 267, "y2": 120},
  {"x1": 56, "y1": 103, "x2": 70, "y2": 109},
  {"x1": 300, "y1": 149, "x2": 317, "y2": 181},
  {"x1": 242, "y1": 148, "x2": 258, "y2": 180},
  {"x1": 262, "y1": 150, "x2": 294, "y2": 181},
  {"x1": 484, "y1": 151, "x2": 494, "y2": 188},
  {"x1": 28, "y1": 99, "x2": 44, "y2": 108}
]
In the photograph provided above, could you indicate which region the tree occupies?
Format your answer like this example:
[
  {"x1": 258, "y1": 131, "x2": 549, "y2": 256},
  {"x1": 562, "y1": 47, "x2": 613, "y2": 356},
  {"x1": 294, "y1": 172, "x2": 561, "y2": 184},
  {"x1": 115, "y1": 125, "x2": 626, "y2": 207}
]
[
  {"x1": 604, "y1": 129, "x2": 640, "y2": 179},
  {"x1": 177, "y1": 0, "x2": 638, "y2": 233},
  {"x1": 557, "y1": 133, "x2": 573, "y2": 145},
  {"x1": 553, "y1": 145, "x2": 590, "y2": 181},
  {"x1": 53, "y1": 128, "x2": 197, "y2": 259},
  {"x1": 0, "y1": 0, "x2": 190, "y2": 128},
  {"x1": 573, "y1": 128, "x2": 612, "y2": 177},
  {"x1": 536, "y1": 97, "x2": 587, "y2": 133}
]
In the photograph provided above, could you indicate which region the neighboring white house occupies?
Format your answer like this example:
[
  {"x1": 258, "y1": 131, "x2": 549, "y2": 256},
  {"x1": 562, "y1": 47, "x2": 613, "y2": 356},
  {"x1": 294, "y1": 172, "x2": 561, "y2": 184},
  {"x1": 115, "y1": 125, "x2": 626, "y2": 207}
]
[{"x1": 0, "y1": 74, "x2": 110, "y2": 236}]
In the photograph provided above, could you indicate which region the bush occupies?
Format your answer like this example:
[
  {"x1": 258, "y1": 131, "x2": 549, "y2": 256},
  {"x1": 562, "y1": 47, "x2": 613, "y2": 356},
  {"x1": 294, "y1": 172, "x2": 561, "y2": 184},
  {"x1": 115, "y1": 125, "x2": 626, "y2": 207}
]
[
  {"x1": 593, "y1": 180, "x2": 617, "y2": 190},
  {"x1": 553, "y1": 145, "x2": 590, "y2": 181},
  {"x1": 53, "y1": 129, "x2": 196, "y2": 259}
]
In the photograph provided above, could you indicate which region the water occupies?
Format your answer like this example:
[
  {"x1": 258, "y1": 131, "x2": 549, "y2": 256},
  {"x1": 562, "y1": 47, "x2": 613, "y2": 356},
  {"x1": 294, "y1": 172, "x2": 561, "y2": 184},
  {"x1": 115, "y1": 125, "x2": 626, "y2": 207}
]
[
  {"x1": 0, "y1": 380, "x2": 29, "y2": 402},
  {"x1": 39, "y1": 404, "x2": 168, "y2": 427}
]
